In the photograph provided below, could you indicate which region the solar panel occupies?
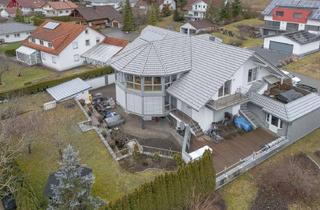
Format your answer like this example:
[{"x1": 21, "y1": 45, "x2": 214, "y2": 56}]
[{"x1": 43, "y1": 22, "x2": 60, "y2": 30}]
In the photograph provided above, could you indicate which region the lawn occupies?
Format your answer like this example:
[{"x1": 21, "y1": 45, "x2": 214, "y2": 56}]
[
  {"x1": 220, "y1": 128, "x2": 320, "y2": 210},
  {"x1": 213, "y1": 18, "x2": 264, "y2": 48},
  {"x1": 284, "y1": 52, "x2": 320, "y2": 80},
  {"x1": 241, "y1": 0, "x2": 271, "y2": 12},
  {"x1": 0, "y1": 93, "x2": 162, "y2": 208},
  {"x1": 156, "y1": 15, "x2": 183, "y2": 32},
  {"x1": 0, "y1": 42, "x2": 21, "y2": 53}
]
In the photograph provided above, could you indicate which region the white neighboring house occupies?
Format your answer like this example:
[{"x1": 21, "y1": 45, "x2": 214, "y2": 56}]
[
  {"x1": 42, "y1": 0, "x2": 78, "y2": 17},
  {"x1": 261, "y1": 0, "x2": 320, "y2": 36},
  {"x1": 263, "y1": 31, "x2": 320, "y2": 56},
  {"x1": 6, "y1": 0, "x2": 45, "y2": 15},
  {"x1": 88, "y1": 0, "x2": 138, "y2": 9},
  {"x1": 16, "y1": 20, "x2": 105, "y2": 71},
  {"x1": 0, "y1": 22, "x2": 36, "y2": 43},
  {"x1": 0, "y1": 7, "x2": 16, "y2": 18},
  {"x1": 183, "y1": 0, "x2": 223, "y2": 20},
  {"x1": 180, "y1": 19, "x2": 215, "y2": 35}
]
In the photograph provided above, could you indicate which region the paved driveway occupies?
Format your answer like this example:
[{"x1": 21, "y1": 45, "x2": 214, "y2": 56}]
[
  {"x1": 291, "y1": 72, "x2": 320, "y2": 91},
  {"x1": 100, "y1": 28, "x2": 139, "y2": 42}
]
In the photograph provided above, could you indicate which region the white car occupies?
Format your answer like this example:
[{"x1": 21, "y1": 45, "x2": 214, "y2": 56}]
[{"x1": 281, "y1": 70, "x2": 301, "y2": 85}]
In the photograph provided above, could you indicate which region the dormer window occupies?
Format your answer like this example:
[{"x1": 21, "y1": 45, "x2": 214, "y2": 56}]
[
  {"x1": 48, "y1": 42, "x2": 53, "y2": 48},
  {"x1": 31, "y1": 38, "x2": 35, "y2": 43},
  {"x1": 275, "y1": 11, "x2": 284, "y2": 17},
  {"x1": 40, "y1": 40, "x2": 44, "y2": 45}
]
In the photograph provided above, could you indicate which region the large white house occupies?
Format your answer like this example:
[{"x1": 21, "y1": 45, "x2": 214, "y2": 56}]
[
  {"x1": 111, "y1": 26, "x2": 320, "y2": 141},
  {"x1": 183, "y1": 0, "x2": 223, "y2": 20},
  {"x1": 261, "y1": 0, "x2": 320, "y2": 36},
  {"x1": 16, "y1": 21, "x2": 105, "y2": 71},
  {"x1": 42, "y1": 0, "x2": 78, "y2": 17},
  {"x1": 0, "y1": 22, "x2": 36, "y2": 43}
]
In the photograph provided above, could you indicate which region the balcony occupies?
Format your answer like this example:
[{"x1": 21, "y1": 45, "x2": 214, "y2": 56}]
[{"x1": 206, "y1": 92, "x2": 249, "y2": 111}]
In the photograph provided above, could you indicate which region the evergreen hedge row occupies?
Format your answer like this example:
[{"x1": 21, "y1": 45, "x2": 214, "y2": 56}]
[
  {"x1": 106, "y1": 151, "x2": 215, "y2": 210},
  {"x1": 4, "y1": 49, "x2": 16, "y2": 57},
  {"x1": 0, "y1": 66, "x2": 114, "y2": 98}
]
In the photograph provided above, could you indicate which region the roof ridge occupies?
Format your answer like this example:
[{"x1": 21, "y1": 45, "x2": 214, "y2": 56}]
[
  {"x1": 141, "y1": 45, "x2": 153, "y2": 75},
  {"x1": 151, "y1": 42, "x2": 167, "y2": 75}
]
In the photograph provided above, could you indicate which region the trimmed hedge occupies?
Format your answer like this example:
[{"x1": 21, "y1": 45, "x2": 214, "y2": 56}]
[
  {"x1": 0, "y1": 66, "x2": 114, "y2": 98},
  {"x1": 106, "y1": 151, "x2": 216, "y2": 210},
  {"x1": 4, "y1": 49, "x2": 16, "y2": 57}
]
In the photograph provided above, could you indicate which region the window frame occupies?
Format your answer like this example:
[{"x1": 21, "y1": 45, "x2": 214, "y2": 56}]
[
  {"x1": 218, "y1": 80, "x2": 232, "y2": 98},
  {"x1": 248, "y1": 67, "x2": 258, "y2": 83}
]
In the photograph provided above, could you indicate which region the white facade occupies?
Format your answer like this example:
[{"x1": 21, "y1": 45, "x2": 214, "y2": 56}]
[
  {"x1": 0, "y1": 31, "x2": 32, "y2": 43},
  {"x1": 180, "y1": 23, "x2": 197, "y2": 35},
  {"x1": 39, "y1": 28, "x2": 104, "y2": 71},
  {"x1": 187, "y1": 1, "x2": 207, "y2": 20},
  {"x1": 42, "y1": 5, "x2": 74, "y2": 17},
  {"x1": 263, "y1": 35, "x2": 320, "y2": 56}
]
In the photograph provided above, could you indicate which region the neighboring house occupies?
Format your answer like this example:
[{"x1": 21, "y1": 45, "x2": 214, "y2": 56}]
[
  {"x1": 0, "y1": 7, "x2": 17, "y2": 18},
  {"x1": 180, "y1": 19, "x2": 215, "y2": 35},
  {"x1": 136, "y1": 0, "x2": 176, "y2": 11},
  {"x1": 42, "y1": 1, "x2": 78, "y2": 17},
  {"x1": 87, "y1": 0, "x2": 138, "y2": 9},
  {"x1": 82, "y1": 36, "x2": 128, "y2": 66},
  {"x1": 71, "y1": 6, "x2": 122, "y2": 29},
  {"x1": 15, "y1": 20, "x2": 105, "y2": 71},
  {"x1": 6, "y1": 0, "x2": 45, "y2": 15},
  {"x1": 183, "y1": 0, "x2": 223, "y2": 20},
  {"x1": 261, "y1": 0, "x2": 320, "y2": 36},
  {"x1": 0, "y1": 22, "x2": 36, "y2": 43},
  {"x1": 110, "y1": 25, "x2": 320, "y2": 142},
  {"x1": 263, "y1": 30, "x2": 320, "y2": 56},
  {"x1": 158, "y1": 0, "x2": 176, "y2": 11}
]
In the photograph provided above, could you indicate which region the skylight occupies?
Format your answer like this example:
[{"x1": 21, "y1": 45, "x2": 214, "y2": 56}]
[{"x1": 43, "y1": 22, "x2": 60, "y2": 30}]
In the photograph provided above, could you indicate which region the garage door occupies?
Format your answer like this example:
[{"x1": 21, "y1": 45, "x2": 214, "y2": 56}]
[{"x1": 269, "y1": 41, "x2": 293, "y2": 54}]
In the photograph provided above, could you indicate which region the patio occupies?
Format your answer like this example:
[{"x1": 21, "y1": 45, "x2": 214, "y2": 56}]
[{"x1": 190, "y1": 128, "x2": 278, "y2": 173}]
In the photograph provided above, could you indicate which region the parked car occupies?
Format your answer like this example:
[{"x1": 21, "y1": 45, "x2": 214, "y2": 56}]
[
  {"x1": 105, "y1": 112, "x2": 125, "y2": 128},
  {"x1": 296, "y1": 83, "x2": 318, "y2": 93},
  {"x1": 281, "y1": 70, "x2": 301, "y2": 85}
]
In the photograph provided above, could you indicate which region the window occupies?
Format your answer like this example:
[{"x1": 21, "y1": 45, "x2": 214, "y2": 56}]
[
  {"x1": 275, "y1": 11, "x2": 284, "y2": 17},
  {"x1": 293, "y1": 13, "x2": 303, "y2": 19},
  {"x1": 31, "y1": 38, "x2": 35, "y2": 43},
  {"x1": 74, "y1": 54, "x2": 80, "y2": 62},
  {"x1": 6, "y1": 34, "x2": 9, "y2": 38},
  {"x1": 48, "y1": 42, "x2": 53, "y2": 48},
  {"x1": 144, "y1": 77, "x2": 162, "y2": 91},
  {"x1": 96, "y1": 39, "x2": 100, "y2": 44},
  {"x1": 85, "y1": 29, "x2": 89, "y2": 34},
  {"x1": 40, "y1": 40, "x2": 44, "y2": 45},
  {"x1": 73, "y1": 42, "x2": 78, "y2": 49},
  {"x1": 85, "y1": 39, "x2": 90, "y2": 46},
  {"x1": 306, "y1": 25, "x2": 320, "y2": 32},
  {"x1": 52, "y1": 56, "x2": 56, "y2": 64},
  {"x1": 265, "y1": 21, "x2": 280, "y2": 28},
  {"x1": 42, "y1": 53, "x2": 46, "y2": 61},
  {"x1": 218, "y1": 80, "x2": 232, "y2": 97},
  {"x1": 266, "y1": 113, "x2": 283, "y2": 129},
  {"x1": 14, "y1": 33, "x2": 20, "y2": 37},
  {"x1": 248, "y1": 67, "x2": 257, "y2": 83},
  {"x1": 59, "y1": 10, "x2": 62, "y2": 14}
]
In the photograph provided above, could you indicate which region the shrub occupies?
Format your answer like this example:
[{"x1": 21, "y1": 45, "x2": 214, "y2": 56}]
[
  {"x1": 5, "y1": 49, "x2": 16, "y2": 57},
  {"x1": 32, "y1": 16, "x2": 45, "y2": 26},
  {"x1": 0, "y1": 66, "x2": 114, "y2": 98}
]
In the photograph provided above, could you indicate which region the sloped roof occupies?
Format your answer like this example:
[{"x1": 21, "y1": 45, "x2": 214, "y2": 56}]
[
  {"x1": 46, "y1": 1, "x2": 78, "y2": 10},
  {"x1": 82, "y1": 43, "x2": 123, "y2": 64},
  {"x1": 188, "y1": 19, "x2": 215, "y2": 30},
  {"x1": 14, "y1": 0, "x2": 45, "y2": 9},
  {"x1": 111, "y1": 26, "x2": 259, "y2": 110},
  {"x1": 74, "y1": 5, "x2": 121, "y2": 22},
  {"x1": 283, "y1": 30, "x2": 320, "y2": 44},
  {"x1": 262, "y1": 0, "x2": 320, "y2": 20},
  {"x1": 103, "y1": 36, "x2": 128, "y2": 47},
  {"x1": 22, "y1": 20, "x2": 87, "y2": 55},
  {"x1": 46, "y1": 78, "x2": 91, "y2": 101},
  {"x1": 0, "y1": 22, "x2": 36, "y2": 35},
  {"x1": 250, "y1": 92, "x2": 320, "y2": 122}
]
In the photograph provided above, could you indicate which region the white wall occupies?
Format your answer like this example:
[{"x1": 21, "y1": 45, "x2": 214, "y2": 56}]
[
  {"x1": 264, "y1": 36, "x2": 320, "y2": 56},
  {"x1": 144, "y1": 96, "x2": 163, "y2": 115},
  {"x1": 43, "y1": 5, "x2": 74, "y2": 17},
  {"x1": 0, "y1": 31, "x2": 32, "y2": 43},
  {"x1": 40, "y1": 27, "x2": 105, "y2": 71},
  {"x1": 191, "y1": 106, "x2": 213, "y2": 131},
  {"x1": 127, "y1": 93, "x2": 142, "y2": 114},
  {"x1": 86, "y1": 74, "x2": 115, "y2": 89},
  {"x1": 116, "y1": 84, "x2": 126, "y2": 109}
]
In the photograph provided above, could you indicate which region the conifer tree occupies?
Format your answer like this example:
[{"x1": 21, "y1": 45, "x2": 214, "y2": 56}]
[
  {"x1": 47, "y1": 145, "x2": 105, "y2": 210},
  {"x1": 14, "y1": 8, "x2": 24, "y2": 23},
  {"x1": 147, "y1": 4, "x2": 159, "y2": 25},
  {"x1": 231, "y1": 0, "x2": 242, "y2": 18},
  {"x1": 122, "y1": 0, "x2": 136, "y2": 31}
]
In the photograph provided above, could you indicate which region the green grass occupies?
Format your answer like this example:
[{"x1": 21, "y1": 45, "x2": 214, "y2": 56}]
[
  {"x1": 285, "y1": 52, "x2": 320, "y2": 80},
  {"x1": 0, "y1": 93, "x2": 162, "y2": 207},
  {"x1": 220, "y1": 128, "x2": 320, "y2": 209},
  {"x1": 156, "y1": 15, "x2": 183, "y2": 32},
  {"x1": 0, "y1": 42, "x2": 21, "y2": 53}
]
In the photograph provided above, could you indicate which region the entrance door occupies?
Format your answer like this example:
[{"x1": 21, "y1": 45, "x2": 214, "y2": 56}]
[{"x1": 266, "y1": 113, "x2": 282, "y2": 133}]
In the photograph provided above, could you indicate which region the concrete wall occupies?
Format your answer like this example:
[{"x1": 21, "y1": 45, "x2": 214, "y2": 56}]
[
  {"x1": 287, "y1": 108, "x2": 320, "y2": 141},
  {"x1": 86, "y1": 74, "x2": 115, "y2": 89}
]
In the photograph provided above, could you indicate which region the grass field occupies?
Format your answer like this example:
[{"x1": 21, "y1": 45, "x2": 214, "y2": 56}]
[
  {"x1": 0, "y1": 42, "x2": 21, "y2": 53},
  {"x1": 220, "y1": 128, "x2": 320, "y2": 210},
  {"x1": 241, "y1": 0, "x2": 271, "y2": 12},
  {"x1": 156, "y1": 15, "x2": 183, "y2": 32},
  {"x1": 213, "y1": 18, "x2": 264, "y2": 48},
  {"x1": 285, "y1": 52, "x2": 320, "y2": 80},
  {"x1": 0, "y1": 94, "x2": 162, "y2": 208}
]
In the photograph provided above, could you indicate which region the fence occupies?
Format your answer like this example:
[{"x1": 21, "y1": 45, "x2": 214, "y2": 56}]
[
  {"x1": 141, "y1": 145, "x2": 181, "y2": 159},
  {"x1": 215, "y1": 136, "x2": 290, "y2": 189},
  {"x1": 86, "y1": 74, "x2": 115, "y2": 90}
]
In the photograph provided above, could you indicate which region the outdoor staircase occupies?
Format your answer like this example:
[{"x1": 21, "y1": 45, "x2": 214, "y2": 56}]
[
  {"x1": 247, "y1": 80, "x2": 265, "y2": 96},
  {"x1": 190, "y1": 120, "x2": 204, "y2": 137},
  {"x1": 240, "y1": 103, "x2": 260, "y2": 129}
]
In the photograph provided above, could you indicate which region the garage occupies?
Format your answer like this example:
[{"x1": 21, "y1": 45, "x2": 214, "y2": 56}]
[{"x1": 269, "y1": 41, "x2": 293, "y2": 54}]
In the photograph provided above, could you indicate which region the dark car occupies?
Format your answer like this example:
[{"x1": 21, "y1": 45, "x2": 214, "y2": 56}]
[{"x1": 296, "y1": 84, "x2": 318, "y2": 93}]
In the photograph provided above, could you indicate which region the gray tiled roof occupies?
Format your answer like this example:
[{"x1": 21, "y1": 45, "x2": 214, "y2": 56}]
[
  {"x1": 262, "y1": 0, "x2": 320, "y2": 20},
  {"x1": 111, "y1": 26, "x2": 257, "y2": 110},
  {"x1": 284, "y1": 30, "x2": 320, "y2": 44},
  {"x1": 250, "y1": 92, "x2": 320, "y2": 122},
  {"x1": 0, "y1": 23, "x2": 36, "y2": 35}
]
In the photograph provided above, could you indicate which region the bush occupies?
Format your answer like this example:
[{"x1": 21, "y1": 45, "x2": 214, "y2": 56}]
[
  {"x1": 173, "y1": 10, "x2": 184, "y2": 22},
  {"x1": 5, "y1": 49, "x2": 16, "y2": 57},
  {"x1": 0, "y1": 66, "x2": 114, "y2": 98},
  {"x1": 32, "y1": 16, "x2": 45, "y2": 26}
]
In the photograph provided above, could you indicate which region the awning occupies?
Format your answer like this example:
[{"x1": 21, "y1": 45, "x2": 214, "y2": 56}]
[
  {"x1": 46, "y1": 78, "x2": 91, "y2": 102},
  {"x1": 16, "y1": 46, "x2": 37, "y2": 55},
  {"x1": 264, "y1": 75, "x2": 281, "y2": 85},
  {"x1": 81, "y1": 43, "x2": 122, "y2": 64}
]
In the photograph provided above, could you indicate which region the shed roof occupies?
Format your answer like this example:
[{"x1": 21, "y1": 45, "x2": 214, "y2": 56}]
[
  {"x1": 111, "y1": 26, "x2": 278, "y2": 111},
  {"x1": 81, "y1": 43, "x2": 122, "y2": 64},
  {"x1": 46, "y1": 78, "x2": 91, "y2": 102},
  {"x1": 250, "y1": 92, "x2": 320, "y2": 122},
  {"x1": 187, "y1": 19, "x2": 215, "y2": 30},
  {"x1": 46, "y1": 1, "x2": 78, "y2": 10},
  {"x1": 0, "y1": 22, "x2": 36, "y2": 35}
]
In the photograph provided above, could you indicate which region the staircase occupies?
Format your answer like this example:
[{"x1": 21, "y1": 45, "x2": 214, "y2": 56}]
[
  {"x1": 240, "y1": 103, "x2": 260, "y2": 129},
  {"x1": 247, "y1": 80, "x2": 265, "y2": 95},
  {"x1": 190, "y1": 120, "x2": 204, "y2": 137}
]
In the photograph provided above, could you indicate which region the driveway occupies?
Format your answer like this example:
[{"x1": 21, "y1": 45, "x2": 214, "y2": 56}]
[
  {"x1": 100, "y1": 28, "x2": 139, "y2": 42},
  {"x1": 290, "y1": 72, "x2": 320, "y2": 91}
]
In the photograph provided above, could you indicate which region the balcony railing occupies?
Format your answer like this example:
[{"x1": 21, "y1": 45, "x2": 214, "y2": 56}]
[{"x1": 206, "y1": 91, "x2": 249, "y2": 111}]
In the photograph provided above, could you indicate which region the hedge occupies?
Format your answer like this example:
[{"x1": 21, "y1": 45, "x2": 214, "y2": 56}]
[
  {"x1": 0, "y1": 66, "x2": 114, "y2": 98},
  {"x1": 106, "y1": 151, "x2": 216, "y2": 210},
  {"x1": 5, "y1": 49, "x2": 16, "y2": 57}
]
